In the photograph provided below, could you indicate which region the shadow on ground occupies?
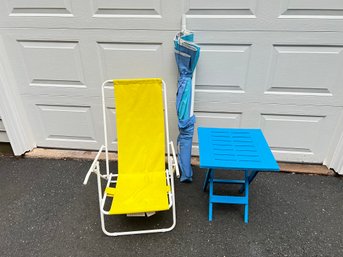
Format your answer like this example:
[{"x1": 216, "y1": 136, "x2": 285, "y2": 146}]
[{"x1": 0, "y1": 156, "x2": 342, "y2": 257}]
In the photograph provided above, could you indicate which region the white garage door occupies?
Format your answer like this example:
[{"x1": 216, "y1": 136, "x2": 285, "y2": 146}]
[{"x1": 1, "y1": 0, "x2": 343, "y2": 164}]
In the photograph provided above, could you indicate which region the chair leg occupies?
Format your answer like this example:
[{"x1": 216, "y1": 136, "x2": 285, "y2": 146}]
[
  {"x1": 98, "y1": 168, "x2": 177, "y2": 237},
  {"x1": 95, "y1": 162, "x2": 113, "y2": 236}
]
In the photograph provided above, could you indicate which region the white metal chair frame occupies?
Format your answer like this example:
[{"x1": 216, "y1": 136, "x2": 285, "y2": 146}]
[{"x1": 83, "y1": 79, "x2": 180, "y2": 237}]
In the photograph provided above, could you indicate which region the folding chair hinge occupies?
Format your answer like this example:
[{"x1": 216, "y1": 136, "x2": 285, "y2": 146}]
[
  {"x1": 169, "y1": 141, "x2": 180, "y2": 178},
  {"x1": 83, "y1": 161, "x2": 108, "y2": 185}
]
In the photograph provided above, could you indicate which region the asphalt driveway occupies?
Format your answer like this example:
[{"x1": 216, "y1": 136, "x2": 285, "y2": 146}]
[{"x1": 0, "y1": 156, "x2": 342, "y2": 257}]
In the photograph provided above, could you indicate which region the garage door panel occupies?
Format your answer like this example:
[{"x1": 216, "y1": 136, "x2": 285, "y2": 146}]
[
  {"x1": 3, "y1": 34, "x2": 97, "y2": 97},
  {"x1": 261, "y1": 114, "x2": 323, "y2": 159},
  {"x1": 98, "y1": 42, "x2": 163, "y2": 81},
  {"x1": 5, "y1": 0, "x2": 73, "y2": 17},
  {"x1": 93, "y1": 0, "x2": 161, "y2": 17},
  {"x1": 22, "y1": 96, "x2": 103, "y2": 149},
  {"x1": 18, "y1": 40, "x2": 86, "y2": 90},
  {"x1": 266, "y1": 45, "x2": 342, "y2": 95},
  {"x1": 275, "y1": 0, "x2": 343, "y2": 32},
  {"x1": 86, "y1": 0, "x2": 182, "y2": 29},
  {"x1": 196, "y1": 44, "x2": 251, "y2": 92},
  {"x1": 279, "y1": 0, "x2": 343, "y2": 19},
  {"x1": 186, "y1": 0, "x2": 259, "y2": 31},
  {"x1": 259, "y1": 105, "x2": 342, "y2": 163},
  {"x1": 187, "y1": 0, "x2": 257, "y2": 16},
  {"x1": 0, "y1": 0, "x2": 85, "y2": 28},
  {"x1": 37, "y1": 104, "x2": 96, "y2": 142},
  {"x1": 262, "y1": 42, "x2": 343, "y2": 106},
  {"x1": 195, "y1": 91, "x2": 247, "y2": 107}
]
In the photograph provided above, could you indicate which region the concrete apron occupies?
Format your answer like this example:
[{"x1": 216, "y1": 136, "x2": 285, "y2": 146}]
[{"x1": 24, "y1": 148, "x2": 336, "y2": 176}]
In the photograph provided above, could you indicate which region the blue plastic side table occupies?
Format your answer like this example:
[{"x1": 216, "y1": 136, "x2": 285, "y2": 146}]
[{"x1": 198, "y1": 127, "x2": 280, "y2": 223}]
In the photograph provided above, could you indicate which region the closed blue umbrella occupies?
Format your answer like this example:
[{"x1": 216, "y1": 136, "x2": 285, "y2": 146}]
[{"x1": 174, "y1": 30, "x2": 200, "y2": 182}]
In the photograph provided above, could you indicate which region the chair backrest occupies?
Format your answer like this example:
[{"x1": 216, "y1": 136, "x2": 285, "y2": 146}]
[{"x1": 114, "y1": 78, "x2": 166, "y2": 175}]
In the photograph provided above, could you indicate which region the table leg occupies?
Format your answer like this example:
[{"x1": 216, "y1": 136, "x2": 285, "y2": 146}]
[
  {"x1": 208, "y1": 170, "x2": 214, "y2": 221},
  {"x1": 203, "y1": 168, "x2": 212, "y2": 192},
  {"x1": 244, "y1": 170, "x2": 249, "y2": 223},
  {"x1": 239, "y1": 170, "x2": 258, "y2": 193}
]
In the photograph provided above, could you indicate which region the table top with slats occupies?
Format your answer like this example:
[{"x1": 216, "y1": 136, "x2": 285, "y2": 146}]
[{"x1": 198, "y1": 127, "x2": 279, "y2": 171}]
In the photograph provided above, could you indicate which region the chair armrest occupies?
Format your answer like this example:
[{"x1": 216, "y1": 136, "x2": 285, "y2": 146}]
[{"x1": 83, "y1": 145, "x2": 106, "y2": 185}]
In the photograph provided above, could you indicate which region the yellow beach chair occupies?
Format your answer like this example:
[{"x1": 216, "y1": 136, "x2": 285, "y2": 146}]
[{"x1": 83, "y1": 78, "x2": 179, "y2": 236}]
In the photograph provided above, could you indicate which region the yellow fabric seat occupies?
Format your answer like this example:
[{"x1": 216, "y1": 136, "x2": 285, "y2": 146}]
[
  {"x1": 105, "y1": 78, "x2": 169, "y2": 215},
  {"x1": 105, "y1": 173, "x2": 170, "y2": 214}
]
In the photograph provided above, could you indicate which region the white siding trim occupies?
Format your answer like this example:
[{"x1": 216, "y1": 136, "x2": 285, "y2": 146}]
[
  {"x1": 328, "y1": 132, "x2": 343, "y2": 175},
  {"x1": 0, "y1": 116, "x2": 9, "y2": 142},
  {"x1": 0, "y1": 38, "x2": 36, "y2": 155}
]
